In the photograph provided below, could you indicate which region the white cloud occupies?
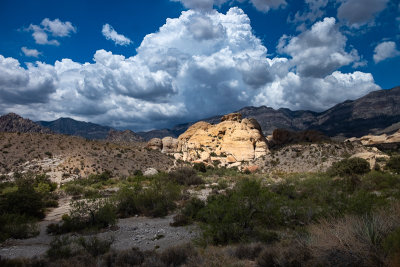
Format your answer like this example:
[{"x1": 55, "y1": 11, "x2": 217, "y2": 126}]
[
  {"x1": 1, "y1": 8, "x2": 380, "y2": 130},
  {"x1": 337, "y1": 0, "x2": 389, "y2": 28},
  {"x1": 27, "y1": 24, "x2": 59, "y2": 46},
  {"x1": 27, "y1": 18, "x2": 76, "y2": 46},
  {"x1": 373, "y1": 41, "x2": 400, "y2": 63},
  {"x1": 102, "y1": 24, "x2": 132, "y2": 46},
  {"x1": 172, "y1": 0, "x2": 286, "y2": 12},
  {"x1": 278, "y1": 17, "x2": 361, "y2": 78},
  {"x1": 41, "y1": 18, "x2": 76, "y2": 37},
  {"x1": 254, "y1": 70, "x2": 380, "y2": 111},
  {"x1": 289, "y1": 0, "x2": 328, "y2": 28},
  {"x1": 21, "y1": 47, "x2": 41, "y2": 58},
  {"x1": 248, "y1": 0, "x2": 286, "y2": 13}
]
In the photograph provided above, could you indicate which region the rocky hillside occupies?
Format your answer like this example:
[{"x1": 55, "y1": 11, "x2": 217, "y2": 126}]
[
  {"x1": 37, "y1": 118, "x2": 114, "y2": 140},
  {"x1": 0, "y1": 113, "x2": 52, "y2": 134},
  {"x1": 139, "y1": 86, "x2": 400, "y2": 139},
  {"x1": 0, "y1": 132, "x2": 175, "y2": 183},
  {"x1": 107, "y1": 129, "x2": 144, "y2": 143}
]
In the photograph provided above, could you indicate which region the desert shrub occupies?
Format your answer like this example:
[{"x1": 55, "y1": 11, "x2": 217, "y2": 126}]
[
  {"x1": 0, "y1": 213, "x2": 39, "y2": 241},
  {"x1": 76, "y1": 236, "x2": 113, "y2": 257},
  {"x1": 328, "y1": 157, "x2": 370, "y2": 177},
  {"x1": 197, "y1": 178, "x2": 280, "y2": 244},
  {"x1": 308, "y1": 203, "x2": 400, "y2": 266},
  {"x1": 47, "y1": 236, "x2": 112, "y2": 261},
  {"x1": 387, "y1": 156, "x2": 400, "y2": 174},
  {"x1": 256, "y1": 242, "x2": 310, "y2": 267},
  {"x1": 171, "y1": 197, "x2": 206, "y2": 227},
  {"x1": 47, "y1": 236, "x2": 75, "y2": 260},
  {"x1": 234, "y1": 242, "x2": 265, "y2": 260},
  {"x1": 104, "y1": 247, "x2": 145, "y2": 266},
  {"x1": 168, "y1": 167, "x2": 204, "y2": 186},
  {"x1": 47, "y1": 198, "x2": 117, "y2": 234},
  {"x1": 114, "y1": 179, "x2": 181, "y2": 218},
  {"x1": 64, "y1": 184, "x2": 85, "y2": 196},
  {"x1": 361, "y1": 170, "x2": 400, "y2": 191},
  {"x1": 160, "y1": 243, "x2": 197, "y2": 267},
  {"x1": 0, "y1": 177, "x2": 45, "y2": 219},
  {"x1": 193, "y1": 162, "x2": 207, "y2": 173},
  {"x1": 382, "y1": 227, "x2": 400, "y2": 256}
]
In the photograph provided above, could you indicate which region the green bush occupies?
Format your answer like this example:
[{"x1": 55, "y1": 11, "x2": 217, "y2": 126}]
[
  {"x1": 383, "y1": 227, "x2": 400, "y2": 255},
  {"x1": 114, "y1": 179, "x2": 181, "y2": 218},
  {"x1": 171, "y1": 198, "x2": 205, "y2": 226},
  {"x1": 193, "y1": 162, "x2": 207, "y2": 173},
  {"x1": 76, "y1": 236, "x2": 113, "y2": 257},
  {"x1": 168, "y1": 167, "x2": 204, "y2": 186},
  {"x1": 0, "y1": 177, "x2": 45, "y2": 219},
  {"x1": 197, "y1": 179, "x2": 279, "y2": 244},
  {"x1": 386, "y1": 156, "x2": 400, "y2": 174},
  {"x1": 47, "y1": 198, "x2": 117, "y2": 234},
  {"x1": 328, "y1": 157, "x2": 371, "y2": 177},
  {"x1": 0, "y1": 213, "x2": 39, "y2": 241}
]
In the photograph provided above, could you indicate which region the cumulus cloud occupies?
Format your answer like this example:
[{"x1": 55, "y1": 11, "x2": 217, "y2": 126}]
[
  {"x1": 337, "y1": 0, "x2": 389, "y2": 28},
  {"x1": 21, "y1": 47, "x2": 41, "y2": 58},
  {"x1": 373, "y1": 41, "x2": 400, "y2": 63},
  {"x1": 1, "y1": 8, "x2": 380, "y2": 130},
  {"x1": 278, "y1": 17, "x2": 360, "y2": 78},
  {"x1": 101, "y1": 24, "x2": 132, "y2": 46},
  {"x1": 247, "y1": 0, "x2": 287, "y2": 13},
  {"x1": 0, "y1": 55, "x2": 57, "y2": 105},
  {"x1": 172, "y1": 0, "x2": 286, "y2": 12},
  {"x1": 289, "y1": 0, "x2": 328, "y2": 30},
  {"x1": 41, "y1": 18, "x2": 76, "y2": 37},
  {"x1": 27, "y1": 18, "x2": 76, "y2": 45}
]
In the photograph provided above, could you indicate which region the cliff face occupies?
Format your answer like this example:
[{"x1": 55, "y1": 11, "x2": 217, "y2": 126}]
[
  {"x1": 0, "y1": 113, "x2": 52, "y2": 134},
  {"x1": 147, "y1": 113, "x2": 269, "y2": 166}
]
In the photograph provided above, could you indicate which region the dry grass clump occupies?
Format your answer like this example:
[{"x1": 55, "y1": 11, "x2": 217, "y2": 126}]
[{"x1": 308, "y1": 202, "x2": 400, "y2": 266}]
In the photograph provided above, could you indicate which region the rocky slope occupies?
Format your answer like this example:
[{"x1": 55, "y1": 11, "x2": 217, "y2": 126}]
[
  {"x1": 37, "y1": 117, "x2": 114, "y2": 140},
  {"x1": 139, "y1": 86, "x2": 400, "y2": 139},
  {"x1": 106, "y1": 129, "x2": 144, "y2": 143},
  {"x1": 147, "y1": 113, "x2": 269, "y2": 167},
  {"x1": 0, "y1": 113, "x2": 52, "y2": 134},
  {"x1": 0, "y1": 132, "x2": 175, "y2": 182}
]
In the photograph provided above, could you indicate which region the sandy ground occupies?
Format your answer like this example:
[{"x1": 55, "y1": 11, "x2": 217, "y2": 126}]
[{"x1": 0, "y1": 214, "x2": 198, "y2": 259}]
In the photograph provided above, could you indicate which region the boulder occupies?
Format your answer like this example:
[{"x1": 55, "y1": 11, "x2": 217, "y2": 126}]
[
  {"x1": 143, "y1": 168, "x2": 158, "y2": 176},
  {"x1": 146, "y1": 138, "x2": 163, "y2": 150},
  {"x1": 162, "y1": 137, "x2": 178, "y2": 154}
]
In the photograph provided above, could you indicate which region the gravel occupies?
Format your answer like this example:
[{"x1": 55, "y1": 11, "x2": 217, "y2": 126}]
[{"x1": 0, "y1": 215, "x2": 199, "y2": 259}]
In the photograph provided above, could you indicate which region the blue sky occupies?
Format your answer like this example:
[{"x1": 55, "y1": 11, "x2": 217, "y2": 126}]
[{"x1": 0, "y1": 0, "x2": 399, "y2": 131}]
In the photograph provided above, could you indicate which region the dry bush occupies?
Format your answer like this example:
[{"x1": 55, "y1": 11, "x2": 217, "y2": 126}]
[
  {"x1": 256, "y1": 240, "x2": 310, "y2": 267},
  {"x1": 308, "y1": 202, "x2": 400, "y2": 266}
]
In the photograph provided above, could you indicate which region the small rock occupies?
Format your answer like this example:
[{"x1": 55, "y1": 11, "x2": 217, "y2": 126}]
[{"x1": 144, "y1": 168, "x2": 158, "y2": 176}]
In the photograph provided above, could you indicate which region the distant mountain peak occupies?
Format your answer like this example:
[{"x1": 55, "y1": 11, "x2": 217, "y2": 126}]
[{"x1": 0, "y1": 113, "x2": 52, "y2": 134}]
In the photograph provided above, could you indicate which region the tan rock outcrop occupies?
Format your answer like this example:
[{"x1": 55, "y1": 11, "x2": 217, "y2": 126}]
[
  {"x1": 145, "y1": 113, "x2": 270, "y2": 165},
  {"x1": 355, "y1": 130, "x2": 400, "y2": 145},
  {"x1": 162, "y1": 137, "x2": 178, "y2": 154},
  {"x1": 176, "y1": 113, "x2": 269, "y2": 163},
  {"x1": 146, "y1": 138, "x2": 163, "y2": 150}
]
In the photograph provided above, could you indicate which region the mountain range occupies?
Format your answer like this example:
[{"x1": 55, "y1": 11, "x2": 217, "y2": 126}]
[
  {"x1": 1, "y1": 86, "x2": 399, "y2": 141},
  {"x1": 139, "y1": 86, "x2": 400, "y2": 140}
]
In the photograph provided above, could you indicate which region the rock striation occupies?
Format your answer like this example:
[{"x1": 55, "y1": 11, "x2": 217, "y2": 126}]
[{"x1": 146, "y1": 113, "x2": 269, "y2": 165}]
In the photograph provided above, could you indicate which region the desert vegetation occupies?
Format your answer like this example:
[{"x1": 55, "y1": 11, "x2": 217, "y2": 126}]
[{"x1": 1, "y1": 144, "x2": 400, "y2": 266}]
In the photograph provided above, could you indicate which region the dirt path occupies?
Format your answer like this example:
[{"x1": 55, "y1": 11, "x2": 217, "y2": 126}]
[{"x1": 0, "y1": 215, "x2": 198, "y2": 259}]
